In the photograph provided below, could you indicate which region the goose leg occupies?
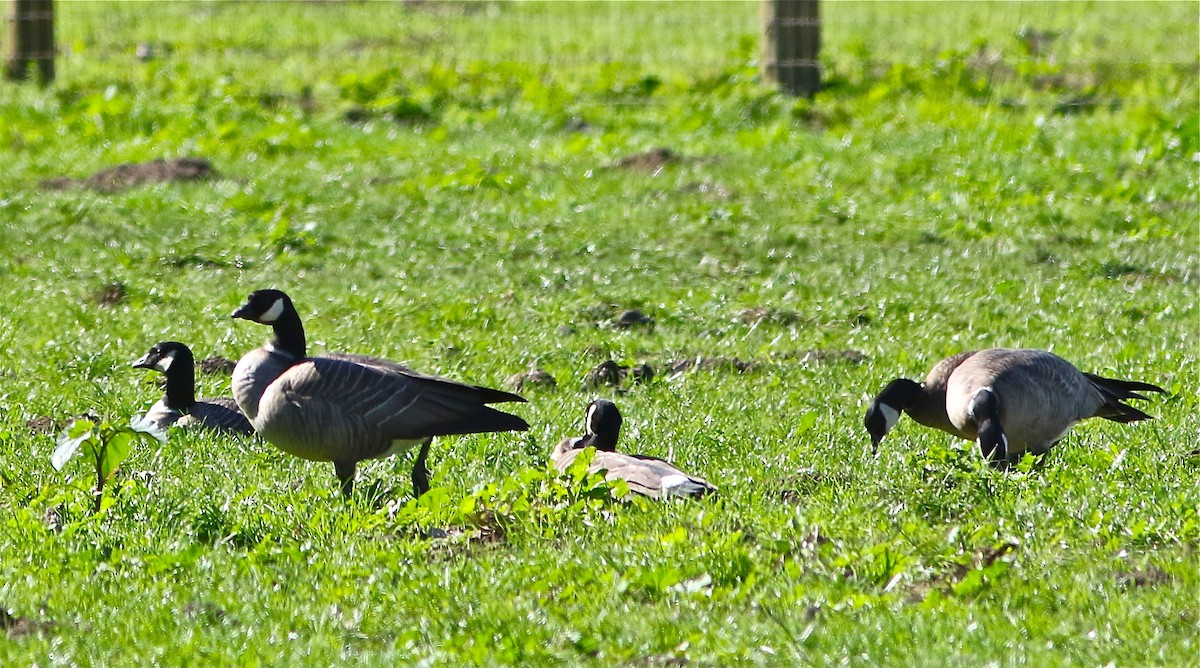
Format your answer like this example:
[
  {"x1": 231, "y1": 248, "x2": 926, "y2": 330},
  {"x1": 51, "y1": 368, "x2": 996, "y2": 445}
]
[
  {"x1": 334, "y1": 460, "x2": 357, "y2": 498},
  {"x1": 411, "y1": 438, "x2": 433, "y2": 498}
]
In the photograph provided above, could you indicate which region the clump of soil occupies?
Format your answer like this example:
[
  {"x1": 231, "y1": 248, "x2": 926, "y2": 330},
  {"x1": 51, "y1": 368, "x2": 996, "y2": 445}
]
[
  {"x1": 1116, "y1": 565, "x2": 1172, "y2": 588},
  {"x1": 42, "y1": 157, "x2": 215, "y2": 192},
  {"x1": 1, "y1": 608, "x2": 57, "y2": 637},
  {"x1": 772, "y1": 349, "x2": 867, "y2": 366},
  {"x1": 26, "y1": 416, "x2": 56, "y2": 434},
  {"x1": 197, "y1": 357, "x2": 236, "y2": 375},
  {"x1": 505, "y1": 367, "x2": 557, "y2": 392},
  {"x1": 738, "y1": 306, "x2": 806, "y2": 325},
  {"x1": 615, "y1": 147, "x2": 678, "y2": 173},
  {"x1": 666, "y1": 356, "x2": 756, "y2": 379},
  {"x1": 582, "y1": 360, "x2": 654, "y2": 389},
  {"x1": 92, "y1": 282, "x2": 127, "y2": 307},
  {"x1": 613, "y1": 309, "x2": 655, "y2": 330}
]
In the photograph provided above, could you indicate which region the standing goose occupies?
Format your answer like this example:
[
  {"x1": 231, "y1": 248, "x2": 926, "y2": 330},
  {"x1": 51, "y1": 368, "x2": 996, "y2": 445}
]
[
  {"x1": 551, "y1": 399, "x2": 716, "y2": 499},
  {"x1": 230, "y1": 289, "x2": 528, "y2": 498},
  {"x1": 864, "y1": 348, "x2": 1165, "y2": 467},
  {"x1": 131, "y1": 341, "x2": 255, "y2": 435}
]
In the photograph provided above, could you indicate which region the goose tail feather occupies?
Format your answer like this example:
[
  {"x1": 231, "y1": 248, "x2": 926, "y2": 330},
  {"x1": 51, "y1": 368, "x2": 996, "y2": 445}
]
[{"x1": 1084, "y1": 372, "x2": 1165, "y2": 423}]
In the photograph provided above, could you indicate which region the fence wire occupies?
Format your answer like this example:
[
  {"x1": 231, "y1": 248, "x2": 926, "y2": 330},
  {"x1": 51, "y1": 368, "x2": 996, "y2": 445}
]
[{"x1": 7, "y1": 2, "x2": 1197, "y2": 84}]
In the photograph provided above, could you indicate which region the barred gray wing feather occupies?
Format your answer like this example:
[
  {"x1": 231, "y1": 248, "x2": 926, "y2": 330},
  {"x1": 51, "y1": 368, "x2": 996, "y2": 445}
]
[
  {"x1": 274, "y1": 358, "x2": 526, "y2": 450},
  {"x1": 324, "y1": 352, "x2": 526, "y2": 405},
  {"x1": 184, "y1": 397, "x2": 255, "y2": 434}
]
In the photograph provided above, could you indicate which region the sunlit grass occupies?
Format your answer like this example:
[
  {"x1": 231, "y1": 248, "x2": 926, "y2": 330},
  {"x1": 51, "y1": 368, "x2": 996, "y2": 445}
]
[{"x1": 0, "y1": 1, "x2": 1195, "y2": 665}]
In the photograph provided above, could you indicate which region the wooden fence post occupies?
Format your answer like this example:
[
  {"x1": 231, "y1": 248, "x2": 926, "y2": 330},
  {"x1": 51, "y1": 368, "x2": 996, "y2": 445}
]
[
  {"x1": 761, "y1": 0, "x2": 820, "y2": 97},
  {"x1": 5, "y1": 0, "x2": 55, "y2": 83}
]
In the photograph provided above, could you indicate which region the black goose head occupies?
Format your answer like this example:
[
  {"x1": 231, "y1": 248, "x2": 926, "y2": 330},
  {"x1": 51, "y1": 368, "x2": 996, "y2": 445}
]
[
  {"x1": 131, "y1": 341, "x2": 194, "y2": 373},
  {"x1": 864, "y1": 378, "x2": 922, "y2": 453},
  {"x1": 232, "y1": 289, "x2": 306, "y2": 358},
  {"x1": 581, "y1": 398, "x2": 622, "y2": 452},
  {"x1": 232, "y1": 289, "x2": 294, "y2": 324},
  {"x1": 132, "y1": 341, "x2": 196, "y2": 408}
]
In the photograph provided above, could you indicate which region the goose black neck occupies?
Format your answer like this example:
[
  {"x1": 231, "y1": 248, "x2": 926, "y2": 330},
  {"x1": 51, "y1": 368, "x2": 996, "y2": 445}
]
[
  {"x1": 163, "y1": 358, "x2": 196, "y2": 410},
  {"x1": 881, "y1": 378, "x2": 923, "y2": 410},
  {"x1": 582, "y1": 430, "x2": 620, "y2": 452},
  {"x1": 270, "y1": 307, "x2": 307, "y2": 359}
]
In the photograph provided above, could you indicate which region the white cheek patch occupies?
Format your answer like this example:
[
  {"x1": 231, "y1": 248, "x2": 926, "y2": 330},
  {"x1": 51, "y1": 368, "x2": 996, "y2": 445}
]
[
  {"x1": 154, "y1": 353, "x2": 174, "y2": 373},
  {"x1": 880, "y1": 404, "x2": 900, "y2": 433},
  {"x1": 259, "y1": 298, "x2": 285, "y2": 323},
  {"x1": 585, "y1": 403, "x2": 598, "y2": 435}
]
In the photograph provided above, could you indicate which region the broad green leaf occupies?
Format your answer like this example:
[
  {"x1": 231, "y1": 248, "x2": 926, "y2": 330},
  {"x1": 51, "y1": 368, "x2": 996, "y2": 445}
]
[
  {"x1": 51, "y1": 421, "x2": 96, "y2": 471},
  {"x1": 100, "y1": 431, "x2": 134, "y2": 481}
]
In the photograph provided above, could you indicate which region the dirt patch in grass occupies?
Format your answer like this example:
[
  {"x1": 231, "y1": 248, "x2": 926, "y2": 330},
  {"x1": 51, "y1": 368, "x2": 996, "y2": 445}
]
[
  {"x1": 739, "y1": 306, "x2": 807, "y2": 326},
  {"x1": 774, "y1": 349, "x2": 867, "y2": 366},
  {"x1": 583, "y1": 360, "x2": 654, "y2": 389},
  {"x1": 613, "y1": 309, "x2": 655, "y2": 330},
  {"x1": 574, "y1": 304, "x2": 658, "y2": 330},
  {"x1": 614, "y1": 147, "x2": 680, "y2": 174},
  {"x1": 679, "y1": 180, "x2": 733, "y2": 201},
  {"x1": 43, "y1": 157, "x2": 215, "y2": 192},
  {"x1": 26, "y1": 416, "x2": 56, "y2": 434},
  {"x1": 92, "y1": 282, "x2": 127, "y2": 307},
  {"x1": 1, "y1": 608, "x2": 57, "y2": 638},
  {"x1": 182, "y1": 601, "x2": 229, "y2": 624},
  {"x1": 505, "y1": 367, "x2": 557, "y2": 392},
  {"x1": 197, "y1": 357, "x2": 236, "y2": 375},
  {"x1": 666, "y1": 356, "x2": 756, "y2": 379},
  {"x1": 1116, "y1": 565, "x2": 1172, "y2": 588}
]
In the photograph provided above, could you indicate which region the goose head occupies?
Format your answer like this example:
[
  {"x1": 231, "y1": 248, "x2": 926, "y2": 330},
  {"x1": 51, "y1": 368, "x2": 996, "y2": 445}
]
[
  {"x1": 232, "y1": 289, "x2": 293, "y2": 324},
  {"x1": 581, "y1": 398, "x2": 622, "y2": 451},
  {"x1": 132, "y1": 341, "x2": 193, "y2": 374},
  {"x1": 864, "y1": 378, "x2": 922, "y2": 453}
]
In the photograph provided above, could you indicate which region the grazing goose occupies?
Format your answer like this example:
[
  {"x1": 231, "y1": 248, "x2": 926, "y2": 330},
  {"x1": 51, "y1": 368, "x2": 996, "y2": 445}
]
[
  {"x1": 230, "y1": 289, "x2": 528, "y2": 498},
  {"x1": 864, "y1": 348, "x2": 1165, "y2": 467},
  {"x1": 131, "y1": 341, "x2": 255, "y2": 435},
  {"x1": 551, "y1": 399, "x2": 716, "y2": 499}
]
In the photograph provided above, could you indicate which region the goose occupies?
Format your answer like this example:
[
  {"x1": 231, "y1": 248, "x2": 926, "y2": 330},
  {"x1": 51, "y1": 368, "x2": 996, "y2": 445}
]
[
  {"x1": 230, "y1": 289, "x2": 528, "y2": 498},
  {"x1": 864, "y1": 348, "x2": 1165, "y2": 467},
  {"x1": 551, "y1": 399, "x2": 716, "y2": 499},
  {"x1": 131, "y1": 341, "x2": 255, "y2": 435}
]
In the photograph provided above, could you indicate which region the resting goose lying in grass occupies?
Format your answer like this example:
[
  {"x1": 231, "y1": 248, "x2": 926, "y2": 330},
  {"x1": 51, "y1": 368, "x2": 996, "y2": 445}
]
[
  {"x1": 132, "y1": 341, "x2": 254, "y2": 435},
  {"x1": 552, "y1": 399, "x2": 716, "y2": 499}
]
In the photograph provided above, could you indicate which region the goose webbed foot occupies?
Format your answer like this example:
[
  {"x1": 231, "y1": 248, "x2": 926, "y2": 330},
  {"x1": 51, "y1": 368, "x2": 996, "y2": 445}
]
[{"x1": 411, "y1": 438, "x2": 432, "y2": 498}]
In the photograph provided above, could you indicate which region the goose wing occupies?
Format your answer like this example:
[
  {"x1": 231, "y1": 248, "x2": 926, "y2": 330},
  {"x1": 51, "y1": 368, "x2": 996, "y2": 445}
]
[
  {"x1": 591, "y1": 451, "x2": 716, "y2": 499},
  {"x1": 324, "y1": 351, "x2": 526, "y2": 404},
  {"x1": 187, "y1": 397, "x2": 255, "y2": 434},
  {"x1": 274, "y1": 356, "x2": 528, "y2": 443}
]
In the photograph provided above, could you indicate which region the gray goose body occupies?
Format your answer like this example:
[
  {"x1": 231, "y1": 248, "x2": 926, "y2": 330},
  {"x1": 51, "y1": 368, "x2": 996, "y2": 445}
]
[
  {"x1": 551, "y1": 400, "x2": 716, "y2": 500},
  {"x1": 132, "y1": 342, "x2": 254, "y2": 435},
  {"x1": 231, "y1": 289, "x2": 528, "y2": 497},
  {"x1": 865, "y1": 348, "x2": 1164, "y2": 467}
]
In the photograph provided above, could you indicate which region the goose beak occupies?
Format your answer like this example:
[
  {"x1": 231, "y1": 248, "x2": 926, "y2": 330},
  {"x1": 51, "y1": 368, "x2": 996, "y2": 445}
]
[
  {"x1": 231, "y1": 304, "x2": 254, "y2": 320},
  {"x1": 131, "y1": 353, "x2": 154, "y2": 369},
  {"x1": 870, "y1": 434, "x2": 882, "y2": 456}
]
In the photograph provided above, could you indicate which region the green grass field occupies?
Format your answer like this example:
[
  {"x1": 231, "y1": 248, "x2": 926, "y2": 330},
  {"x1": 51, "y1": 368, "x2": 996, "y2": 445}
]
[{"x1": 1, "y1": 1, "x2": 1197, "y2": 664}]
